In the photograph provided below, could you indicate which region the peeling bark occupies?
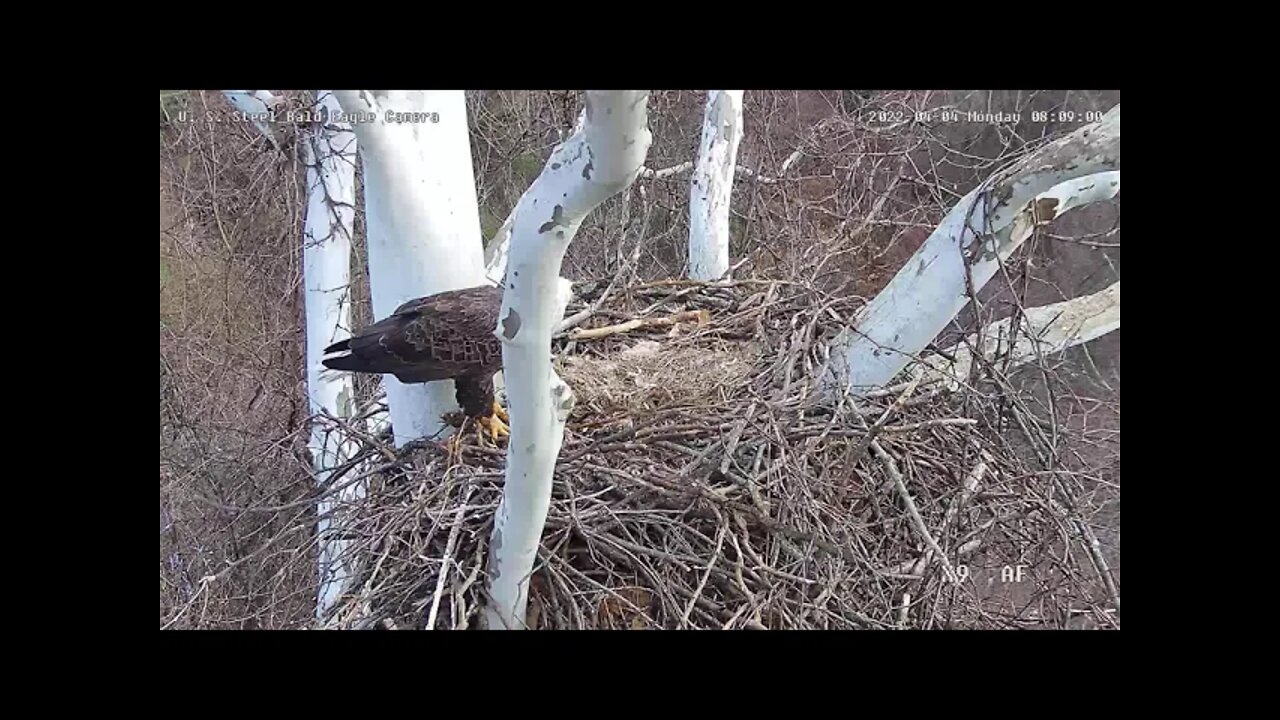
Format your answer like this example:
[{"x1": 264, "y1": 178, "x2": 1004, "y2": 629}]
[
  {"x1": 688, "y1": 90, "x2": 744, "y2": 281},
  {"x1": 820, "y1": 105, "x2": 1119, "y2": 398},
  {"x1": 484, "y1": 91, "x2": 651, "y2": 630}
]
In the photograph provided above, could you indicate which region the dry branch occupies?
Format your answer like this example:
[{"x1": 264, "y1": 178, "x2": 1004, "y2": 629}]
[
  {"x1": 567, "y1": 309, "x2": 711, "y2": 341},
  {"x1": 295, "y1": 280, "x2": 1120, "y2": 630},
  {"x1": 162, "y1": 90, "x2": 1119, "y2": 631}
]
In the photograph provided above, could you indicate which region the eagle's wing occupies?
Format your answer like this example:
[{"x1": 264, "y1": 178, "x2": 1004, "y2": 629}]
[{"x1": 322, "y1": 285, "x2": 504, "y2": 384}]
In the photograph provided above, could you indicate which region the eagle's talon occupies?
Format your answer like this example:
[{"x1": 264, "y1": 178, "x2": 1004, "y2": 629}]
[
  {"x1": 492, "y1": 401, "x2": 509, "y2": 425},
  {"x1": 478, "y1": 413, "x2": 510, "y2": 444}
]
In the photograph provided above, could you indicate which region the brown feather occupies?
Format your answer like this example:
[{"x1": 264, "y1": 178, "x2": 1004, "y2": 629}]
[{"x1": 322, "y1": 285, "x2": 505, "y2": 411}]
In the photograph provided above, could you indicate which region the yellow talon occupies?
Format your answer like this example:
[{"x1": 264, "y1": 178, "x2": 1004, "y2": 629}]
[
  {"x1": 442, "y1": 405, "x2": 509, "y2": 452},
  {"x1": 479, "y1": 412, "x2": 510, "y2": 444}
]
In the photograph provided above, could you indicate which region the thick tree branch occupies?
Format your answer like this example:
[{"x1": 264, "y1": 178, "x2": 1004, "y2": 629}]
[
  {"x1": 485, "y1": 91, "x2": 651, "y2": 630},
  {"x1": 820, "y1": 105, "x2": 1120, "y2": 397},
  {"x1": 911, "y1": 280, "x2": 1120, "y2": 392},
  {"x1": 222, "y1": 90, "x2": 282, "y2": 150}
]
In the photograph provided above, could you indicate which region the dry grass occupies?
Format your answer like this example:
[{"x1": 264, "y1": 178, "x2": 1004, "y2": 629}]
[
  {"x1": 559, "y1": 340, "x2": 761, "y2": 416},
  {"x1": 160, "y1": 89, "x2": 1119, "y2": 630}
]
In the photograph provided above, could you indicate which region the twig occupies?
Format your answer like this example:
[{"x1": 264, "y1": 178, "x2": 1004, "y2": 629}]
[
  {"x1": 554, "y1": 234, "x2": 645, "y2": 336},
  {"x1": 842, "y1": 374, "x2": 924, "y2": 468},
  {"x1": 567, "y1": 310, "x2": 710, "y2": 341},
  {"x1": 426, "y1": 484, "x2": 474, "y2": 629},
  {"x1": 871, "y1": 439, "x2": 959, "y2": 585},
  {"x1": 680, "y1": 518, "x2": 727, "y2": 628},
  {"x1": 881, "y1": 418, "x2": 978, "y2": 433}
]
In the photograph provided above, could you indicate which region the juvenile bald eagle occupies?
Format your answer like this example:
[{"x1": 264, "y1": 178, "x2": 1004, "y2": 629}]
[{"x1": 321, "y1": 284, "x2": 509, "y2": 445}]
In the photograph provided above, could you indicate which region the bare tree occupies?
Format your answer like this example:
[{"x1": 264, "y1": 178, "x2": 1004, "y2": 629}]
[
  {"x1": 819, "y1": 105, "x2": 1120, "y2": 398},
  {"x1": 298, "y1": 91, "x2": 364, "y2": 619},
  {"x1": 484, "y1": 91, "x2": 652, "y2": 629},
  {"x1": 688, "y1": 90, "x2": 744, "y2": 280},
  {"x1": 332, "y1": 91, "x2": 489, "y2": 447}
]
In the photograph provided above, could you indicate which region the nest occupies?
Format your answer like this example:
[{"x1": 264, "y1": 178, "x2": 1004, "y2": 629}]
[
  {"x1": 559, "y1": 340, "x2": 761, "y2": 416},
  {"x1": 318, "y1": 280, "x2": 1120, "y2": 630}
]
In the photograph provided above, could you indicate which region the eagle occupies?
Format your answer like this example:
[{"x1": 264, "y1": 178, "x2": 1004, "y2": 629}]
[{"x1": 321, "y1": 284, "x2": 510, "y2": 446}]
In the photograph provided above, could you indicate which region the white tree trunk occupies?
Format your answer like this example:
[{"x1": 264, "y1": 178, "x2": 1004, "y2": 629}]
[
  {"x1": 334, "y1": 91, "x2": 488, "y2": 447},
  {"x1": 910, "y1": 281, "x2": 1120, "y2": 392},
  {"x1": 688, "y1": 90, "x2": 744, "y2": 281},
  {"x1": 820, "y1": 105, "x2": 1120, "y2": 398},
  {"x1": 484, "y1": 91, "x2": 652, "y2": 630},
  {"x1": 484, "y1": 109, "x2": 588, "y2": 284},
  {"x1": 483, "y1": 194, "x2": 519, "y2": 286},
  {"x1": 222, "y1": 90, "x2": 282, "y2": 150},
  {"x1": 299, "y1": 91, "x2": 363, "y2": 620}
]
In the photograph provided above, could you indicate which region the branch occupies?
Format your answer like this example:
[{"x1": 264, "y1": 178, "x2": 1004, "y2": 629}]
[
  {"x1": 566, "y1": 309, "x2": 709, "y2": 341},
  {"x1": 485, "y1": 91, "x2": 652, "y2": 630},
  {"x1": 820, "y1": 105, "x2": 1120, "y2": 397},
  {"x1": 222, "y1": 90, "x2": 282, "y2": 150},
  {"x1": 912, "y1": 280, "x2": 1120, "y2": 391}
]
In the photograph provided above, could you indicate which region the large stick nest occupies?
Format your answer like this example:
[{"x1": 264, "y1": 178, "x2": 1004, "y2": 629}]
[{"x1": 319, "y1": 280, "x2": 1120, "y2": 630}]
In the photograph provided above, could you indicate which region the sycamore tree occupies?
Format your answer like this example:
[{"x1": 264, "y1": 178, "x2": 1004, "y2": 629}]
[
  {"x1": 483, "y1": 91, "x2": 652, "y2": 629},
  {"x1": 819, "y1": 105, "x2": 1120, "y2": 400},
  {"x1": 687, "y1": 90, "x2": 744, "y2": 281},
  {"x1": 296, "y1": 90, "x2": 491, "y2": 621},
  {"x1": 221, "y1": 89, "x2": 369, "y2": 620},
  {"x1": 332, "y1": 91, "x2": 490, "y2": 448},
  {"x1": 296, "y1": 91, "x2": 366, "y2": 620}
]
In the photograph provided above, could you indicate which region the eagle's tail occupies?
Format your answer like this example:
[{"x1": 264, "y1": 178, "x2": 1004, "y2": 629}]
[
  {"x1": 323, "y1": 338, "x2": 351, "y2": 355},
  {"x1": 321, "y1": 336, "x2": 407, "y2": 378},
  {"x1": 320, "y1": 354, "x2": 369, "y2": 373},
  {"x1": 320, "y1": 340, "x2": 376, "y2": 374}
]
